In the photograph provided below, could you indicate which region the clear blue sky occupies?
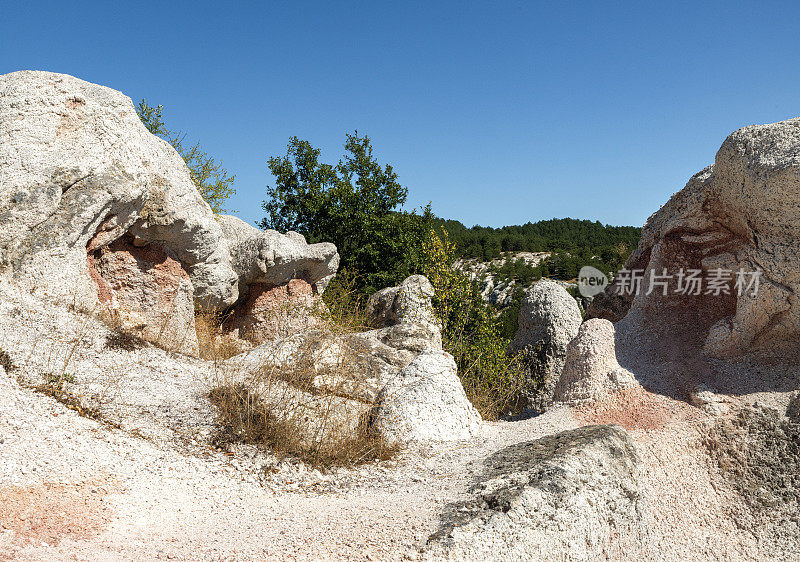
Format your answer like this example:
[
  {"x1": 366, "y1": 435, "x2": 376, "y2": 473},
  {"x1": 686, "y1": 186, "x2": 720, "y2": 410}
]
[{"x1": 3, "y1": 1, "x2": 799, "y2": 228}]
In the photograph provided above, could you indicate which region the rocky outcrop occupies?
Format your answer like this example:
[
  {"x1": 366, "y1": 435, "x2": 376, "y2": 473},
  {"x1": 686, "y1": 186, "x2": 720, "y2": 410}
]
[
  {"x1": 214, "y1": 216, "x2": 339, "y2": 345},
  {"x1": 218, "y1": 215, "x2": 339, "y2": 294},
  {"x1": 369, "y1": 350, "x2": 481, "y2": 445},
  {"x1": 595, "y1": 118, "x2": 800, "y2": 367},
  {"x1": 424, "y1": 425, "x2": 644, "y2": 561},
  {"x1": 227, "y1": 275, "x2": 445, "y2": 404},
  {"x1": 0, "y1": 71, "x2": 340, "y2": 353},
  {"x1": 0, "y1": 70, "x2": 238, "y2": 314},
  {"x1": 510, "y1": 279, "x2": 582, "y2": 410},
  {"x1": 366, "y1": 275, "x2": 439, "y2": 331},
  {"x1": 554, "y1": 319, "x2": 637, "y2": 405}
]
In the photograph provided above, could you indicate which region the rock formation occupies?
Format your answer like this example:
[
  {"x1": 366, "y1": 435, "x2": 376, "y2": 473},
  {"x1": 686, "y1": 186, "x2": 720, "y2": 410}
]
[
  {"x1": 0, "y1": 70, "x2": 339, "y2": 352},
  {"x1": 424, "y1": 425, "x2": 644, "y2": 561},
  {"x1": 369, "y1": 350, "x2": 482, "y2": 445},
  {"x1": 591, "y1": 118, "x2": 800, "y2": 368},
  {"x1": 229, "y1": 275, "x2": 446, "y2": 405},
  {"x1": 554, "y1": 319, "x2": 637, "y2": 405},
  {"x1": 509, "y1": 279, "x2": 583, "y2": 410}
]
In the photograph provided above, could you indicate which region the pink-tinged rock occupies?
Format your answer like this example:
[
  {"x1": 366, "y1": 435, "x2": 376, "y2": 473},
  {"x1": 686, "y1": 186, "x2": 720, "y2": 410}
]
[
  {"x1": 224, "y1": 279, "x2": 323, "y2": 345},
  {"x1": 88, "y1": 235, "x2": 198, "y2": 355}
]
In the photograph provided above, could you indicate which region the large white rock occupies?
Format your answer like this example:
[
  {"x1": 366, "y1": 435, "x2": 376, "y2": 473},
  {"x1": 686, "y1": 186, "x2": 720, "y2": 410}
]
[
  {"x1": 510, "y1": 279, "x2": 583, "y2": 410},
  {"x1": 218, "y1": 214, "x2": 339, "y2": 293},
  {"x1": 0, "y1": 70, "x2": 239, "y2": 311},
  {"x1": 593, "y1": 118, "x2": 800, "y2": 387},
  {"x1": 554, "y1": 319, "x2": 637, "y2": 404},
  {"x1": 423, "y1": 425, "x2": 645, "y2": 561},
  {"x1": 370, "y1": 350, "x2": 481, "y2": 444}
]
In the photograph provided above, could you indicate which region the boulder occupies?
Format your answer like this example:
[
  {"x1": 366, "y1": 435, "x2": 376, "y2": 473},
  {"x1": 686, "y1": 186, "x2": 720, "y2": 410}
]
[
  {"x1": 509, "y1": 279, "x2": 583, "y2": 410},
  {"x1": 222, "y1": 320, "x2": 442, "y2": 404},
  {"x1": 0, "y1": 71, "x2": 341, "y2": 353},
  {"x1": 218, "y1": 214, "x2": 339, "y2": 294},
  {"x1": 366, "y1": 275, "x2": 438, "y2": 330},
  {"x1": 0, "y1": 70, "x2": 238, "y2": 314},
  {"x1": 369, "y1": 350, "x2": 481, "y2": 444},
  {"x1": 595, "y1": 118, "x2": 800, "y2": 367},
  {"x1": 554, "y1": 319, "x2": 637, "y2": 405},
  {"x1": 424, "y1": 425, "x2": 644, "y2": 561}
]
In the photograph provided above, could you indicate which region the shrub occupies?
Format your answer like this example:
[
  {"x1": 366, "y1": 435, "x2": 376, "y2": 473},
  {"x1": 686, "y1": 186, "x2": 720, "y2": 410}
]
[
  {"x1": 420, "y1": 229, "x2": 527, "y2": 419},
  {"x1": 136, "y1": 99, "x2": 235, "y2": 214}
]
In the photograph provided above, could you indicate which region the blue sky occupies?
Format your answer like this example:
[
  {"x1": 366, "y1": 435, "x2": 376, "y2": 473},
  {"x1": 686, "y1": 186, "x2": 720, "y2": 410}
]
[{"x1": 3, "y1": 1, "x2": 799, "y2": 228}]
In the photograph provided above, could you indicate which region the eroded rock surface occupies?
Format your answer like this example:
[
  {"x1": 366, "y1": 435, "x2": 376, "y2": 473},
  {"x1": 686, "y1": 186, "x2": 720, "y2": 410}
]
[
  {"x1": 554, "y1": 319, "x2": 637, "y2": 405},
  {"x1": 370, "y1": 350, "x2": 481, "y2": 445},
  {"x1": 509, "y1": 279, "x2": 582, "y2": 410},
  {"x1": 89, "y1": 235, "x2": 198, "y2": 355},
  {"x1": 0, "y1": 70, "x2": 238, "y2": 313},
  {"x1": 0, "y1": 71, "x2": 340, "y2": 354},
  {"x1": 595, "y1": 119, "x2": 800, "y2": 370},
  {"x1": 424, "y1": 424, "x2": 644, "y2": 561}
]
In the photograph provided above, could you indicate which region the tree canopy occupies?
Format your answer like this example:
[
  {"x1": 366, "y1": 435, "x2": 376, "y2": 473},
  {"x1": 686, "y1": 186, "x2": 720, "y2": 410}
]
[{"x1": 260, "y1": 133, "x2": 432, "y2": 293}]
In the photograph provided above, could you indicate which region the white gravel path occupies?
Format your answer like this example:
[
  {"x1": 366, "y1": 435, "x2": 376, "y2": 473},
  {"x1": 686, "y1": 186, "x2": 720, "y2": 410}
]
[{"x1": 0, "y1": 279, "x2": 784, "y2": 560}]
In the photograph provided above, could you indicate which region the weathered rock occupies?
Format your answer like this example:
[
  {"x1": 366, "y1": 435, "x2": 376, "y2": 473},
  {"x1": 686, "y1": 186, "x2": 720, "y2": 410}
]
[
  {"x1": 218, "y1": 214, "x2": 339, "y2": 294},
  {"x1": 366, "y1": 275, "x2": 438, "y2": 330},
  {"x1": 424, "y1": 425, "x2": 644, "y2": 561},
  {"x1": 509, "y1": 279, "x2": 583, "y2": 410},
  {"x1": 369, "y1": 350, "x2": 481, "y2": 445},
  {"x1": 396, "y1": 275, "x2": 438, "y2": 327},
  {"x1": 554, "y1": 319, "x2": 637, "y2": 405},
  {"x1": 222, "y1": 321, "x2": 431, "y2": 404},
  {"x1": 706, "y1": 405, "x2": 800, "y2": 557},
  {"x1": 0, "y1": 70, "x2": 239, "y2": 313},
  {"x1": 222, "y1": 279, "x2": 323, "y2": 345},
  {"x1": 598, "y1": 119, "x2": 800, "y2": 367},
  {"x1": 90, "y1": 235, "x2": 198, "y2": 354}
]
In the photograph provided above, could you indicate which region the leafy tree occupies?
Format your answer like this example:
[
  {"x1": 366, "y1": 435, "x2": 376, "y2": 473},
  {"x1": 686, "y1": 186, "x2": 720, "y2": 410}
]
[
  {"x1": 136, "y1": 99, "x2": 235, "y2": 214},
  {"x1": 260, "y1": 133, "x2": 432, "y2": 293}
]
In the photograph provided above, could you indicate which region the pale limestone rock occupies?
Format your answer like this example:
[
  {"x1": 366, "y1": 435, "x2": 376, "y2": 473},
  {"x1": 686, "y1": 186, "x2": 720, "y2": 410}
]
[
  {"x1": 217, "y1": 214, "x2": 339, "y2": 294},
  {"x1": 594, "y1": 118, "x2": 800, "y2": 367},
  {"x1": 554, "y1": 319, "x2": 637, "y2": 405},
  {"x1": 370, "y1": 350, "x2": 481, "y2": 445},
  {"x1": 424, "y1": 425, "x2": 644, "y2": 561},
  {"x1": 0, "y1": 70, "x2": 239, "y2": 313},
  {"x1": 510, "y1": 279, "x2": 582, "y2": 410}
]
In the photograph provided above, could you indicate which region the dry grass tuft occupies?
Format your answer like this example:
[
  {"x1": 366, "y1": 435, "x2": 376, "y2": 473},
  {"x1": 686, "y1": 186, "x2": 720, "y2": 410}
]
[
  {"x1": 209, "y1": 380, "x2": 397, "y2": 468},
  {"x1": 195, "y1": 309, "x2": 245, "y2": 361},
  {"x1": 208, "y1": 275, "x2": 398, "y2": 468},
  {"x1": 104, "y1": 330, "x2": 146, "y2": 351}
]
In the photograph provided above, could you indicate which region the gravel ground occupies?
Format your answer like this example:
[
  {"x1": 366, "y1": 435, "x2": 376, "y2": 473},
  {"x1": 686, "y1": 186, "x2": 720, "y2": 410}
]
[{"x1": 0, "y1": 279, "x2": 786, "y2": 560}]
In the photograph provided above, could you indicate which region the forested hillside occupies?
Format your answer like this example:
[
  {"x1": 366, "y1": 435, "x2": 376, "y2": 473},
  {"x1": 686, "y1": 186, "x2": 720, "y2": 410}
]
[{"x1": 438, "y1": 217, "x2": 641, "y2": 261}]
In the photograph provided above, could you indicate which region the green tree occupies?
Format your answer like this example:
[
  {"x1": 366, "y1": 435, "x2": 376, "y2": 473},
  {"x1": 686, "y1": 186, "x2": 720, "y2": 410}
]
[
  {"x1": 419, "y1": 228, "x2": 526, "y2": 419},
  {"x1": 136, "y1": 99, "x2": 235, "y2": 214},
  {"x1": 260, "y1": 133, "x2": 432, "y2": 293}
]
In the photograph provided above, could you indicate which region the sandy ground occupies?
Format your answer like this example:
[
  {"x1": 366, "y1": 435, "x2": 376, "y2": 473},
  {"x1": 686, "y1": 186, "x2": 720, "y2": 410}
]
[{"x1": 0, "y1": 281, "x2": 787, "y2": 560}]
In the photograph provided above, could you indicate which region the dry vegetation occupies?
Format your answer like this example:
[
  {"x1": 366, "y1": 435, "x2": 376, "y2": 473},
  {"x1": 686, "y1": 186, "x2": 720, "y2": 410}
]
[{"x1": 206, "y1": 273, "x2": 399, "y2": 468}]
